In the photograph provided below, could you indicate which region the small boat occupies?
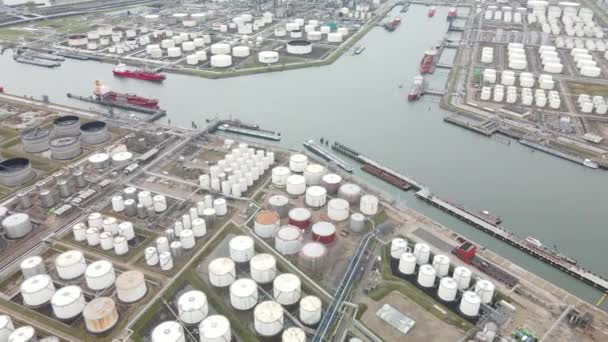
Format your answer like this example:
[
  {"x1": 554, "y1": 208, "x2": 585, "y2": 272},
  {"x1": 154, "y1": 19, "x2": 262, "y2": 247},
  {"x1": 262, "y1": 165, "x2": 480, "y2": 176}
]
[
  {"x1": 428, "y1": 6, "x2": 436, "y2": 17},
  {"x1": 447, "y1": 7, "x2": 457, "y2": 21},
  {"x1": 385, "y1": 16, "x2": 401, "y2": 31},
  {"x1": 408, "y1": 75, "x2": 425, "y2": 101},
  {"x1": 583, "y1": 158, "x2": 598, "y2": 169},
  {"x1": 354, "y1": 46, "x2": 366, "y2": 55}
]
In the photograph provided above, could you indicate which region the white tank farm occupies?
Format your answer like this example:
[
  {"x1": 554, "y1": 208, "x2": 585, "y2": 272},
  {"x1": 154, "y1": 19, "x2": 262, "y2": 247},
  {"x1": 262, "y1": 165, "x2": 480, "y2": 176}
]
[
  {"x1": 85, "y1": 260, "x2": 115, "y2": 290},
  {"x1": 339, "y1": 183, "x2": 362, "y2": 204},
  {"x1": 417, "y1": 264, "x2": 437, "y2": 288},
  {"x1": 0, "y1": 315, "x2": 14, "y2": 341},
  {"x1": 229, "y1": 235, "x2": 255, "y2": 262},
  {"x1": 20, "y1": 255, "x2": 46, "y2": 279},
  {"x1": 452, "y1": 266, "x2": 472, "y2": 290},
  {"x1": 398, "y1": 252, "x2": 417, "y2": 275},
  {"x1": 282, "y1": 327, "x2": 306, "y2": 342},
  {"x1": 55, "y1": 250, "x2": 86, "y2": 280},
  {"x1": 303, "y1": 164, "x2": 325, "y2": 185},
  {"x1": 145, "y1": 247, "x2": 159, "y2": 266},
  {"x1": 321, "y1": 173, "x2": 342, "y2": 194},
  {"x1": 359, "y1": 194, "x2": 379, "y2": 215},
  {"x1": 413, "y1": 243, "x2": 431, "y2": 265},
  {"x1": 286, "y1": 175, "x2": 306, "y2": 195},
  {"x1": 250, "y1": 253, "x2": 277, "y2": 284},
  {"x1": 151, "y1": 321, "x2": 184, "y2": 342},
  {"x1": 209, "y1": 257, "x2": 236, "y2": 287},
  {"x1": 199, "y1": 315, "x2": 231, "y2": 342},
  {"x1": 230, "y1": 278, "x2": 258, "y2": 310},
  {"x1": 178, "y1": 290, "x2": 208, "y2": 324},
  {"x1": 259, "y1": 51, "x2": 279, "y2": 64},
  {"x1": 113, "y1": 235, "x2": 129, "y2": 255},
  {"x1": 254, "y1": 301, "x2": 284, "y2": 337},
  {"x1": 275, "y1": 225, "x2": 303, "y2": 255},
  {"x1": 289, "y1": 154, "x2": 308, "y2": 172},
  {"x1": 299, "y1": 295, "x2": 322, "y2": 325},
  {"x1": 51, "y1": 285, "x2": 85, "y2": 320},
  {"x1": 233, "y1": 46, "x2": 250, "y2": 57},
  {"x1": 391, "y1": 238, "x2": 408, "y2": 259},
  {"x1": 116, "y1": 270, "x2": 147, "y2": 303},
  {"x1": 21, "y1": 274, "x2": 55, "y2": 307},
  {"x1": 327, "y1": 198, "x2": 349, "y2": 221},
  {"x1": 159, "y1": 251, "x2": 173, "y2": 271},
  {"x1": 474, "y1": 279, "x2": 495, "y2": 304},
  {"x1": 8, "y1": 326, "x2": 35, "y2": 342},
  {"x1": 211, "y1": 54, "x2": 232, "y2": 67},
  {"x1": 432, "y1": 254, "x2": 450, "y2": 278},
  {"x1": 459, "y1": 291, "x2": 481, "y2": 317},
  {"x1": 273, "y1": 273, "x2": 301, "y2": 305},
  {"x1": 271, "y1": 166, "x2": 291, "y2": 186},
  {"x1": 254, "y1": 210, "x2": 280, "y2": 238},
  {"x1": 438, "y1": 277, "x2": 458, "y2": 302},
  {"x1": 72, "y1": 222, "x2": 87, "y2": 242},
  {"x1": 305, "y1": 186, "x2": 327, "y2": 208}
]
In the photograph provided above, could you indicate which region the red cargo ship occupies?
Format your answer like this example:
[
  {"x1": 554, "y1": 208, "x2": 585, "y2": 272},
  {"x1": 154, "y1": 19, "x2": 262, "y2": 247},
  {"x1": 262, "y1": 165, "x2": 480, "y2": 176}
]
[
  {"x1": 428, "y1": 6, "x2": 436, "y2": 17},
  {"x1": 419, "y1": 47, "x2": 437, "y2": 74},
  {"x1": 385, "y1": 16, "x2": 401, "y2": 31},
  {"x1": 408, "y1": 75, "x2": 425, "y2": 101},
  {"x1": 94, "y1": 81, "x2": 159, "y2": 109},
  {"x1": 112, "y1": 63, "x2": 166, "y2": 82},
  {"x1": 447, "y1": 7, "x2": 457, "y2": 20}
]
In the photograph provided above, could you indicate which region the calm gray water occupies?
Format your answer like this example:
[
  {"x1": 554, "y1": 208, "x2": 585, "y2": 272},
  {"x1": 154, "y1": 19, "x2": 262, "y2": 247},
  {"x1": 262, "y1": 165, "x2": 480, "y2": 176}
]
[{"x1": 1, "y1": 5, "x2": 606, "y2": 305}]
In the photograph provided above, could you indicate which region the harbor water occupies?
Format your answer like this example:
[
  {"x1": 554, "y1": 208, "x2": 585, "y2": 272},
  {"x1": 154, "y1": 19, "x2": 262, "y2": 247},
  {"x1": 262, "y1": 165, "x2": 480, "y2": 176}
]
[{"x1": 0, "y1": 5, "x2": 606, "y2": 305}]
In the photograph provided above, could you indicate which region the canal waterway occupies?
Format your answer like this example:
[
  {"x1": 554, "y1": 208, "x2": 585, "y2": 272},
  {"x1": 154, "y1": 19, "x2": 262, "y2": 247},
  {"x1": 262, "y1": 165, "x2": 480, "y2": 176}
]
[{"x1": 1, "y1": 4, "x2": 606, "y2": 305}]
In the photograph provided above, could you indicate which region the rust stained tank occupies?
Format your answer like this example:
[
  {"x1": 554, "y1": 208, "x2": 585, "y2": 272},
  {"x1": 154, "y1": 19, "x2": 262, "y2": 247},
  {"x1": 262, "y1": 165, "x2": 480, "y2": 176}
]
[{"x1": 83, "y1": 297, "x2": 119, "y2": 333}]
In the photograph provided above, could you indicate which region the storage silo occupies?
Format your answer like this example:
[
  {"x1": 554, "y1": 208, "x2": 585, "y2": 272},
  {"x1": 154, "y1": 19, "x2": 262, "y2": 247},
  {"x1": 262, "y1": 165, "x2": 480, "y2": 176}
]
[
  {"x1": 191, "y1": 218, "x2": 206, "y2": 238},
  {"x1": 178, "y1": 290, "x2": 208, "y2": 324},
  {"x1": 349, "y1": 213, "x2": 365, "y2": 232},
  {"x1": 254, "y1": 210, "x2": 280, "y2": 238},
  {"x1": 85, "y1": 260, "x2": 116, "y2": 290},
  {"x1": 118, "y1": 221, "x2": 135, "y2": 240},
  {"x1": 321, "y1": 173, "x2": 342, "y2": 194},
  {"x1": 327, "y1": 198, "x2": 349, "y2": 221},
  {"x1": 268, "y1": 195, "x2": 289, "y2": 218},
  {"x1": 289, "y1": 154, "x2": 308, "y2": 172},
  {"x1": 113, "y1": 236, "x2": 129, "y2": 255},
  {"x1": 452, "y1": 266, "x2": 472, "y2": 290},
  {"x1": 229, "y1": 235, "x2": 254, "y2": 262},
  {"x1": 80, "y1": 121, "x2": 110, "y2": 145},
  {"x1": 8, "y1": 326, "x2": 35, "y2": 342},
  {"x1": 311, "y1": 221, "x2": 336, "y2": 244},
  {"x1": 152, "y1": 195, "x2": 167, "y2": 212},
  {"x1": 0, "y1": 315, "x2": 14, "y2": 341},
  {"x1": 38, "y1": 189, "x2": 54, "y2": 208},
  {"x1": 413, "y1": 243, "x2": 431, "y2": 265},
  {"x1": 2, "y1": 213, "x2": 33, "y2": 239},
  {"x1": 213, "y1": 198, "x2": 227, "y2": 216},
  {"x1": 102, "y1": 217, "x2": 118, "y2": 234},
  {"x1": 99, "y1": 232, "x2": 113, "y2": 250},
  {"x1": 298, "y1": 242, "x2": 327, "y2": 272},
  {"x1": 199, "y1": 315, "x2": 231, "y2": 342},
  {"x1": 55, "y1": 250, "x2": 86, "y2": 280},
  {"x1": 271, "y1": 166, "x2": 291, "y2": 186},
  {"x1": 398, "y1": 252, "x2": 416, "y2": 275},
  {"x1": 21, "y1": 128, "x2": 50, "y2": 153},
  {"x1": 432, "y1": 254, "x2": 450, "y2": 278},
  {"x1": 208, "y1": 257, "x2": 236, "y2": 287},
  {"x1": 417, "y1": 264, "x2": 437, "y2": 288},
  {"x1": 438, "y1": 277, "x2": 458, "y2": 302},
  {"x1": 299, "y1": 295, "x2": 322, "y2": 325},
  {"x1": 273, "y1": 273, "x2": 301, "y2": 306},
  {"x1": 50, "y1": 137, "x2": 81, "y2": 160},
  {"x1": 83, "y1": 297, "x2": 119, "y2": 333},
  {"x1": 152, "y1": 321, "x2": 184, "y2": 342},
  {"x1": 474, "y1": 279, "x2": 495, "y2": 304},
  {"x1": 145, "y1": 247, "x2": 159, "y2": 266},
  {"x1": 86, "y1": 228, "x2": 100, "y2": 246},
  {"x1": 282, "y1": 327, "x2": 306, "y2": 342},
  {"x1": 111, "y1": 152, "x2": 133, "y2": 167},
  {"x1": 170, "y1": 241, "x2": 182, "y2": 258},
  {"x1": 339, "y1": 183, "x2": 362, "y2": 204},
  {"x1": 275, "y1": 225, "x2": 303, "y2": 255},
  {"x1": 254, "y1": 301, "x2": 284, "y2": 337},
  {"x1": 286, "y1": 175, "x2": 306, "y2": 195},
  {"x1": 258, "y1": 51, "x2": 279, "y2": 64},
  {"x1": 359, "y1": 194, "x2": 379, "y2": 216},
  {"x1": 230, "y1": 278, "x2": 258, "y2": 310},
  {"x1": 116, "y1": 270, "x2": 147, "y2": 303},
  {"x1": 210, "y1": 54, "x2": 232, "y2": 67},
  {"x1": 53, "y1": 115, "x2": 80, "y2": 137},
  {"x1": 179, "y1": 229, "x2": 195, "y2": 250},
  {"x1": 72, "y1": 223, "x2": 86, "y2": 242},
  {"x1": 305, "y1": 186, "x2": 327, "y2": 208},
  {"x1": 288, "y1": 208, "x2": 311, "y2": 230},
  {"x1": 0, "y1": 158, "x2": 35, "y2": 187},
  {"x1": 250, "y1": 253, "x2": 277, "y2": 284},
  {"x1": 20, "y1": 256, "x2": 46, "y2": 279},
  {"x1": 88, "y1": 153, "x2": 110, "y2": 169},
  {"x1": 51, "y1": 285, "x2": 86, "y2": 320},
  {"x1": 459, "y1": 291, "x2": 481, "y2": 317},
  {"x1": 303, "y1": 164, "x2": 325, "y2": 185},
  {"x1": 20, "y1": 274, "x2": 55, "y2": 307}
]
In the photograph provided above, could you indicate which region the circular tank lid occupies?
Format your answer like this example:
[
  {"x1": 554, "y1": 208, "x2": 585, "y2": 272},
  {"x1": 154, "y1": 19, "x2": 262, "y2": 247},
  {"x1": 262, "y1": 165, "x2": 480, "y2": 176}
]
[
  {"x1": 51, "y1": 285, "x2": 82, "y2": 306},
  {"x1": 203, "y1": 208, "x2": 216, "y2": 216},
  {"x1": 440, "y1": 277, "x2": 458, "y2": 289},
  {"x1": 83, "y1": 297, "x2": 116, "y2": 319},
  {"x1": 300, "y1": 295, "x2": 322, "y2": 311},
  {"x1": 230, "y1": 235, "x2": 253, "y2": 250},
  {"x1": 178, "y1": 290, "x2": 207, "y2": 311},
  {"x1": 307, "y1": 186, "x2": 326, "y2": 196},
  {"x1": 89, "y1": 153, "x2": 110, "y2": 163},
  {"x1": 21, "y1": 255, "x2": 43, "y2": 269},
  {"x1": 477, "y1": 279, "x2": 495, "y2": 291},
  {"x1": 312, "y1": 221, "x2": 336, "y2": 236},
  {"x1": 463, "y1": 291, "x2": 481, "y2": 304},
  {"x1": 454, "y1": 266, "x2": 472, "y2": 277},
  {"x1": 73, "y1": 222, "x2": 86, "y2": 230},
  {"x1": 213, "y1": 198, "x2": 226, "y2": 205},
  {"x1": 301, "y1": 242, "x2": 327, "y2": 258},
  {"x1": 230, "y1": 278, "x2": 257, "y2": 296},
  {"x1": 55, "y1": 250, "x2": 84, "y2": 266},
  {"x1": 200, "y1": 315, "x2": 230, "y2": 338},
  {"x1": 21, "y1": 274, "x2": 52, "y2": 293},
  {"x1": 419, "y1": 264, "x2": 436, "y2": 275},
  {"x1": 209, "y1": 258, "x2": 235, "y2": 275},
  {"x1": 0, "y1": 158, "x2": 30, "y2": 171},
  {"x1": 434, "y1": 254, "x2": 450, "y2": 264},
  {"x1": 268, "y1": 195, "x2": 288, "y2": 206},
  {"x1": 288, "y1": 207, "x2": 311, "y2": 221},
  {"x1": 22, "y1": 128, "x2": 50, "y2": 140},
  {"x1": 68, "y1": 34, "x2": 87, "y2": 39},
  {"x1": 255, "y1": 210, "x2": 279, "y2": 225},
  {"x1": 152, "y1": 320, "x2": 183, "y2": 341},
  {"x1": 85, "y1": 260, "x2": 113, "y2": 278},
  {"x1": 80, "y1": 121, "x2": 107, "y2": 132},
  {"x1": 290, "y1": 154, "x2": 307, "y2": 163},
  {"x1": 276, "y1": 225, "x2": 302, "y2": 241},
  {"x1": 103, "y1": 216, "x2": 117, "y2": 224},
  {"x1": 50, "y1": 136, "x2": 78, "y2": 147},
  {"x1": 274, "y1": 273, "x2": 300, "y2": 291},
  {"x1": 351, "y1": 212, "x2": 365, "y2": 221},
  {"x1": 53, "y1": 115, "x2": 79, "y2": 125},
  {"x1": 89, "y1": 212, "x2": 102, "y2": 220},
  {"x1": 99, "y1": 232, "x2": 112, "y2": 239},
  {"x1": 340, "y1": 183, "x2": 361, "y2": 194},
  {"x1": 322, "y1": 173, "x2": 342, "y2": 183},
  {"x1": 272, "y1": 166, "x2": 290, "y2": 175},
  {"x1": 180, "y1": 229, "x2": 193, "y2": 238},
  {"x1": 9, "y1": 326, "x2": 35, "y2": 340},
  {"x1": 415, "y1": 243, "x2": 430, "y2": 252},
  {"x1": 114, "y1": 235, "x2": 127, "y2": 243},
  {"x1": 286, "y1": 174, "x2": 305, "y2": 184},
  {"x1": 305, "y1": 164, "x2": 324, "y2": 173},
  {"x1": 401, "y1": 252, "x2": 416, "y2": 262},
  {"x1": 361, "y1": 194, "x2": 378, "y2": 202},
  {"x1": 2, "y1": 213, "x2": 30, "y2": 227},
  {"x1": 111, "y1": 152, "x2": 133, "y2": 161},
  {"x1": 283, "y1": 327, "x2": 306, "y2": 341},
  {"x1": 86, "y1": 227, "x2": 98, "y2": 235},
  {"x1": 328, "y1": 198, "x2": 349, "y2": 209},
  {"x1": 254, "y1": 301, "x2": 283, "y2": 322},
  {"x1": 250, "y1": 253, "x2": 276, "y2": 270}
]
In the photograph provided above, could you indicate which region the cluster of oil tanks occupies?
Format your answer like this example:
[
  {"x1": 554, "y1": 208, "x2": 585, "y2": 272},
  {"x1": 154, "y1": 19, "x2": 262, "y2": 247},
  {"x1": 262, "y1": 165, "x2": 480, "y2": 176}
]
[
  {"x1": 577, "y1": 94, "x2": 608, "y2": 114},
  {"x1": 72, "y1": 212, "x2": 136, "y2": 256},
  {"x1": 276, "y1": 18, "x2": 352, "y2": 52},
  {"x1": 198, "y1": 142, "x2": 275, "y2": 198},
  {"x1": 112, "y1": 187, "x2": 171, "y2": 219},
  {"x1": 391, "y1": 238, "x2": 496, "y2": 318},
  {"x1": 17, "y1": 251, "x2": 147, "y2": 333},
  {"x1": 0, "y1": 315, "x2": 47, "y2": 342},
  {"x1": 144, "y1": 193, "x2": 227, "y2": 272},
  {"x1": 201, "y1": 235, "x2": 322, "y2": 339}
]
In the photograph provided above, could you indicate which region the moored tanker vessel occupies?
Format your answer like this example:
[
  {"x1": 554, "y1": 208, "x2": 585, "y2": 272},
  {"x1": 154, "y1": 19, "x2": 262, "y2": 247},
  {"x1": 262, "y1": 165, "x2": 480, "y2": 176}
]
[
  {"x1": 408, "y1": 75, "x2": 425, "y2": 101},
  {"x1": 112, "y1": 63, "x2": 166, "y2": 82},
  {"x1": 384, "y1": 17, "x2": 401, "y2": 31},
  {"x1": 419, "y1": 47, "x2": 438, "y2": 74},
  {"x1": 94, "y1": 81, "x2": 159, "y2": 109}
]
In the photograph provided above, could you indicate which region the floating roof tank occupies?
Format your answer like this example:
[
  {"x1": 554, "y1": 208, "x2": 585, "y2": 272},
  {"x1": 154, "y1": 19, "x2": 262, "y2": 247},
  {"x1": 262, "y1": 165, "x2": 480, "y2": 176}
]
[
  {"x1": 80, "y1": 121, "x2": 110, "y2": 145},
  {"x1": 0, "y1": 158, "x2": 35, "y2": 187},
  {"x1": 21, "y1": 128, "x2": 50, "y2": 153},
  {"x1": 53, "y1": 115, "x2": 81, "y2": 137},
  {"x1": 50, "y1": 137, "x2": 81, "y2": 160}
]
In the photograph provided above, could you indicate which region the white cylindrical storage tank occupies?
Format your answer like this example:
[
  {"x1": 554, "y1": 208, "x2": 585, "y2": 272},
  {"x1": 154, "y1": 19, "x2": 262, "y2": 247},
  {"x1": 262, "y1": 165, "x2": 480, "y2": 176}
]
[
  {"x1": 199, "y1": 315, "x2": 231, "y2": 342},
  {"x1": 167, "y1": 47, "x2": 182, "y2": 58},
  {"x1": 258, "y1": 51, "x2": 279, "y2": 64},
  {"x1": 299, "y1": 295, "x2": 322, "y2": 325},
  {"x1": 254, "y1": 210, "x2": 280, "y2": 238},
  {"x1": 303, "y1": 164, "x2": 325, "y2": 185},
  {"x1": 459, "y1": 291, "x2": 481, "y2": 317},
  {"x1": 178, "y1": 290, "x2": 208, "y2": 324},
  {"x1": 391, "y1": 238, "x2": 409, "y2": 259},
  {"x1": 21, "y1": 274, "x2": 55, "y2": 307},
  {"x1": 432, "y1": 254, "x2": 450, "y2": 278},
  {"x1": 86, "y1": 228, "x2": 99, "y2": 246},
  {"x1": 186, "y1": 54, "x2": 198, "y2": 65},
  {"x1": 268, "y1": 195, "x2": 289, "y2": 218},
  {"x1": 250, "y1": 253, "x2": 277, "y2": 284},
  {"x1": 159, "y1": 251, "x2": 173, "y2": 271},
  {"x1": 398, "y1": 252, "x2": 417, "y2": 275},
  {"x1": 111, "y1": 195, "x2": 125, "y2": 212},
  {"x1": 99, "y1": 232, "x2": 113, "y2": 250},
  {"x1": 8, "y1": 326, "x2": 35, "y2": 342},
  {"x1": 359, "y1": 194, "x2": 379, "y2": 215},
  {"x1": 272, "y1": 166, "x2": 291, "y2": 186},
  {"x1": 282, "y1": 327, "x2": 306, "y2": 342},
  {"x1": 413, "y1": 243, "x2": 431, "y2": 265},
  {"x1": 55, "y1": 250, "x2": 86, "y2": 280},
  {"x1": 254, "y1": 301, "x2": 284, "y2": 337},
  {"x1": 211, "y1": 43, "x2": 231, "y2": 55},
  {"x1": 321, "y1": 173, "x2": 342, "y2": 194},
  {"x1": 20, "y1": 255, "x2": 46, "y2": 279},
  {"x1": 273, "y1": 273, "x2": 301, "y2": 305},
  {"x1": 72, "y1": 223, "x2": 87, "y2": 242},
  {"x1": 113, "y1": 236, "x2": 129, "y2": 255},
  {"x1": 474, "y1": 279, "x2": 495, "y2": 304},
  {"x1": 102, "y1": 217, "x2": 118, "y2": 235},
  {"x1": 118, "y1": 221, "x2": 135, "y2": 240},
  {"x1": 88, "y1": 212, "x2": 103, "y2": 229},
  {"x1": 286, "y1": 175, "x2": 306, "y2": 195},
  {"x1": 305, "y1": 186, "x2": 327, "y2": 208},
  {"x1": 192, "y1": 217, "x2": 206, "y2": 237},
  {"x1": 0, "y1": 315, "x2": 14, "y2": 341},
  {"x1": 289, "y1": 154, "x2": 308, "y2": 172},
  {"x1": 156, "y1": 236, "x2": 170, "y2": 254},
  {"x1": 179, "y1": 229, "x2": 195, "y2": 250},
  {"x1": 85, "y1": 260, "x2": 115, "y2": 290},
  {"x1": 145, "y1": 247, "x2": 159, "y2": 266},
  {"x1": 213, "y1": 198, "x2": 227, "y2": 216},
  {"x1": 209, "y1": 257, "x2": 236, "y2": 287},
  {"x1": 229, "y1": 235, "x2": 254, "y2": 262},
  {"x1": 151, "y1": 321, "x2": 184, "y2": 342},
  {"x1": 453, "y1": 266, "x2": 472, "y2": 290},
  {"x1": 327, "y1": 198, "x2": 349, "y2": 221},
  {"x1": 51, "y1": 285, "x2": 85, "y2": 320},
  {"x1": 417, "y1": 264, "x2": 436, "y2": 288},
  {"x1": 230, "y1": 278, "x2": 258, "y2": 310},
  {"x1": 232, "y1": 45, "x2": 250, "y2": 57},
  {"x1": 438, "y1": 277, "x2": 458, "y2": 302},
  {"x1": 275, "y1": 225, "x2": 303, "y2": 255},
  {"x1": 116, "y1": 270, "x2": 147, "y2": 303},
  {"x1": 327, "y1": 33, "x2": 343, "y2": 42},
  {"x1": 153, "y1": 195, "x2": 167, "y2": 212},
  {"x1": 339, "y1": 183, "x2": 362, "y2": 204}
]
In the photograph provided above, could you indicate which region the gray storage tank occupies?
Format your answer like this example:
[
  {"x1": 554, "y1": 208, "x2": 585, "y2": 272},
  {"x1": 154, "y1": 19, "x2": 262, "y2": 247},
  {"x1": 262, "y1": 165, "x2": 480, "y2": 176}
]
[
  {"x1": 53, "y1": 115, "x2": 81, "y2": 137},
  {"x1": 0, "y1": 158, "x2": 35, "y2": 187},
  {"x1": 80, "y1": 121, "x2": 110, "y2": 145},
  {"x1": 21, "y1": 128, "x2": 50, "y2": 153},
  {"x1": 39, "y1": 189, "x2": 55, "y2": 208},
  {"x1": 50, "y1": 137, "x2": 81, "y2": 160},
  {"x1": 2, "y1": 213, "x2": 33, "y2": 239}
]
